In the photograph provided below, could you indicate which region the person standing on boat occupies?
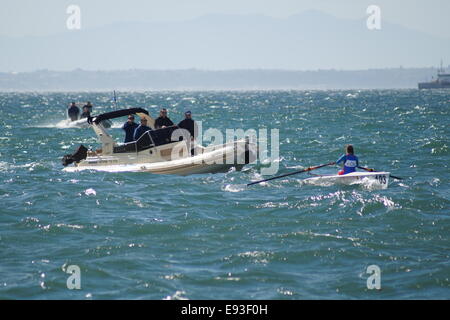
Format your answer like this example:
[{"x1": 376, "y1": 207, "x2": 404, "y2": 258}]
[
  {"x1": 67, "y1": 102, "x2": 80, "y2": 121},
  {"x1": 336, "y1": 145, "x2": 359, "y2": 175},
  {"x1": 177, "y1": 111, "x2": 197, "y2": 140},
  {"x1": 154, "y1": 108, "x2": 174, "y2": 129},
  {"x1": 133, "y1": 117, "x2": 152, "y2": 141},
  {"x1": 121, "y1": 115, "x2": 139, "y2": 143},
  {"x1": 83, "y1": 101, "x2": 93, "y2": 113},
  {"x1": 80, "y1": 105, "x2": 91, "y2": 119}
]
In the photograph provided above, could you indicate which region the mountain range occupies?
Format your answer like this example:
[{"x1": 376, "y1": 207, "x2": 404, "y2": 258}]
[{"x1": 1, "y1": 10, "x2": 449, "y2": 72}]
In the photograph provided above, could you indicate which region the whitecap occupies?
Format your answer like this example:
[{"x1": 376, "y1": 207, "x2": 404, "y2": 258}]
[
  {"x1": 0, "y1": 161, "x2": 9, "y2": 172},
  {"x1": 237, "y1": 251, "x2": 273, "y2": 264},
  {"x1": 84, "y1": 188, "x2": 97, "y2": 196},
  {"x1": 110, "y1": 122, "x2": 123, "y2": 129},
  {"x1": 55, "y1": 223, "x2": 84, "y2": 229},
  {"x1": 223, "y1": 184, "x2": 246, "y2": 192},
  {"x1": 163, "y1": 290, "x2": 188, "y2": 300}
]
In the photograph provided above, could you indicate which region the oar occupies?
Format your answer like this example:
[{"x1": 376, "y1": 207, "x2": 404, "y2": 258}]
[
  {"x1": 247, "y1": 162, "x2": 335, "y2": 186},
  {"x1": 357, "y1": 166, "x2": 403, "y2": 180}
]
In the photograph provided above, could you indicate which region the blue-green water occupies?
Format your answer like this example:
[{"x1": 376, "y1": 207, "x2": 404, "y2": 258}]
[{"x1": 0, "y1": 90, "x2": 449, "y2": 299}]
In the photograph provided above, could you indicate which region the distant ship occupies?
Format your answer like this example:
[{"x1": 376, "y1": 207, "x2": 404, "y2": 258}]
[{"x1": 418, "y1": 61, "x2": 450, "y2": 89}]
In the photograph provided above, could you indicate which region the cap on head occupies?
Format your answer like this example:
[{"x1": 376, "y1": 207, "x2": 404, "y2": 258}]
[{"x1": 185, "y1": 111, "x2": 192, "y2": 115}]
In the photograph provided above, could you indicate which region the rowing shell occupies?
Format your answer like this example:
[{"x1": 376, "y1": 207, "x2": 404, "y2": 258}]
[{"x1": 302, "y1": 171, "x2": 390, "y2": 189}]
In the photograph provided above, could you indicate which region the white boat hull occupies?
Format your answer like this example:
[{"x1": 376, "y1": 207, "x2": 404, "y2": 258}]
[
  {"x1": 63, "y1": 140, "x2": 255, "y2": 175},
  {"x1": 302, "y1": 171, "x2": 390, "y2": 189},
  {"x1": 61, "y1": 108, "x2": 256, "y2": 176}
]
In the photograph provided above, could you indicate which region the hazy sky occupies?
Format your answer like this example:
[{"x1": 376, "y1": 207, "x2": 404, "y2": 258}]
[{"x1": 1, "y1": 0, "x2": 449, "y2": 39}]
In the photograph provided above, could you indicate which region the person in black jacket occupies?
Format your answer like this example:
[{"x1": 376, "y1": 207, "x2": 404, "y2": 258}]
[
  {"x1": 83, "y1": 101, "x2": 93, "y2": 113},
  {"x1": 154, "y1": 108, "x2": 174, "y2": 129},
  {"x1": 121, "y1": 115, "x2": 139, "y2": 143},
  {"x1": 67, "y1": 102, "x2": 80, "y2": 121},
  {"x1": 177, "y1": 111, "x2": 197, "y2": 139},
  {"x1": 133, "y1": 118, "x2": 152, "y2": 141},
  {"x1": 80, "y1": 106, "x2": 91, "y2": 119}
]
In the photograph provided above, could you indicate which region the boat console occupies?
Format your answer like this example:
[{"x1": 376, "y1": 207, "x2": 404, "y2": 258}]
[{"x1": 113, "y1": 126, "x2": 182, "y2": 154}]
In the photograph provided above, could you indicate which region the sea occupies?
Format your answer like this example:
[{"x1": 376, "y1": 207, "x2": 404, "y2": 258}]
[{"x1": 0, "y1": 90, "x2": 449, "y2": 299}]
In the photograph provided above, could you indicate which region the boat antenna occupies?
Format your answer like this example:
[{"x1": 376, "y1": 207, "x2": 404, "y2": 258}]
[{"x1": 113, "y1": 90, "x2": 118, "y2": 108}]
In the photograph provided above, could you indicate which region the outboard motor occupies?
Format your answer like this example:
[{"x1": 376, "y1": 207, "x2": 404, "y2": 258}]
[
  {"x1": 244, "y1": 137, "x2": 257, "y2": 164},
  {"x1": 62, "y1": 145, "x2": 88, "y2": 166}
]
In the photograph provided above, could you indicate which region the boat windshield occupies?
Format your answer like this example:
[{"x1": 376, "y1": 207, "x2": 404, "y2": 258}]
[
  {"x1": 136, "y1": 131, "x2": 154, "y2": 150},
  {"x1": 149, "y1": 126, "x2": 181, "y2": 146},
  {"x1": 113, "y1": 126, "x2": 181, "y2": 154}
]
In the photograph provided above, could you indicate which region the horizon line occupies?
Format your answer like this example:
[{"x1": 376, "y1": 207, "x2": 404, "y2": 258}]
[{"x1": 2, "y1": 65, "x2": 447, "y2": 74}]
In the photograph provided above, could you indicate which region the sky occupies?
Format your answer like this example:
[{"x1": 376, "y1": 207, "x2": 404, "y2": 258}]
[
  {"x1": 1, "y1": 0, "x2": 449, "y2": 39},
  {"x1": 1, "y1": 0, "x2": 449, "y2": 71}
]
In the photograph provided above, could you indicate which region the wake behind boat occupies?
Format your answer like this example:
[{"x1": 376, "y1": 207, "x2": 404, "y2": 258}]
[
  {"x1": 58, "y1": 117, "x2": 112, "y2": 129},
  {"x1": 62, "y1": 108, "x2": 256, "y2": 175},
  {"x1": 302, "y1": 171, "x2": 390, "y2": 189}
]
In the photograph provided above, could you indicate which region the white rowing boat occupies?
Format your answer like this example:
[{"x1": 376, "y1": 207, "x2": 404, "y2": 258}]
[{"x1": 302, "y1": 171, "x2": 390, "y2": 189}]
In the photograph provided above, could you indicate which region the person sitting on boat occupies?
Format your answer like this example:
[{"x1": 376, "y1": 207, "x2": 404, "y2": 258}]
[
  {"x1": 336, "y1": 144, "x2": 359, "y2": 175},
  {"x1": 177, "y1": 111, "x2": 197, "y2": 140},
  {"x1": 67, "y1": 102, "x2": 80, "y2": 121},
  {"x1": 122, "y1": 115, "x2": 139, "y2": 143},
  {"x1": 83, "y1": 101, "x2": 93, "y2": 113},
  {"x1": 154, "y1": 108, "x2": 174, "y2": 129},
  {"x1": 80, "y1": 106, "x2": 91, "y2": 119},
  {"x1": 133, "y1": 117, "x2": 152, "y2": 141}
]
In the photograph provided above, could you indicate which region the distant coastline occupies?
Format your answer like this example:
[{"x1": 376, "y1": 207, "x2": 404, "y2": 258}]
[{"x1": 0, "y1": 67, "x2": 445, "y2": 91}]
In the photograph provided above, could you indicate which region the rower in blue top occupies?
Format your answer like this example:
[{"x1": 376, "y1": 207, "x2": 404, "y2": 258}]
[{"x1": 336, "y1": 144, "x2": 359, "y2": 175}]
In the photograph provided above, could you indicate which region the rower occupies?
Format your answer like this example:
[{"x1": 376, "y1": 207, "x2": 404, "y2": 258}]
[
  {"x1": 67, "y1": 102, "x2": 80, "y2": 121},
  {"x1": 154, "y1": 108, "x2": 174, "y2": 129},
  {"x1": 336, "y1": 144, "x2": 359, "y2": 175},
  {"x1": 133, "y1": 117, "x2": 152, "y2": 141}
]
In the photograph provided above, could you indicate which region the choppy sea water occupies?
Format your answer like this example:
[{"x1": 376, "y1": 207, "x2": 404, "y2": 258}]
[{"x1": 0, "y1": 90, "x2": 449, "y2": 299}]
